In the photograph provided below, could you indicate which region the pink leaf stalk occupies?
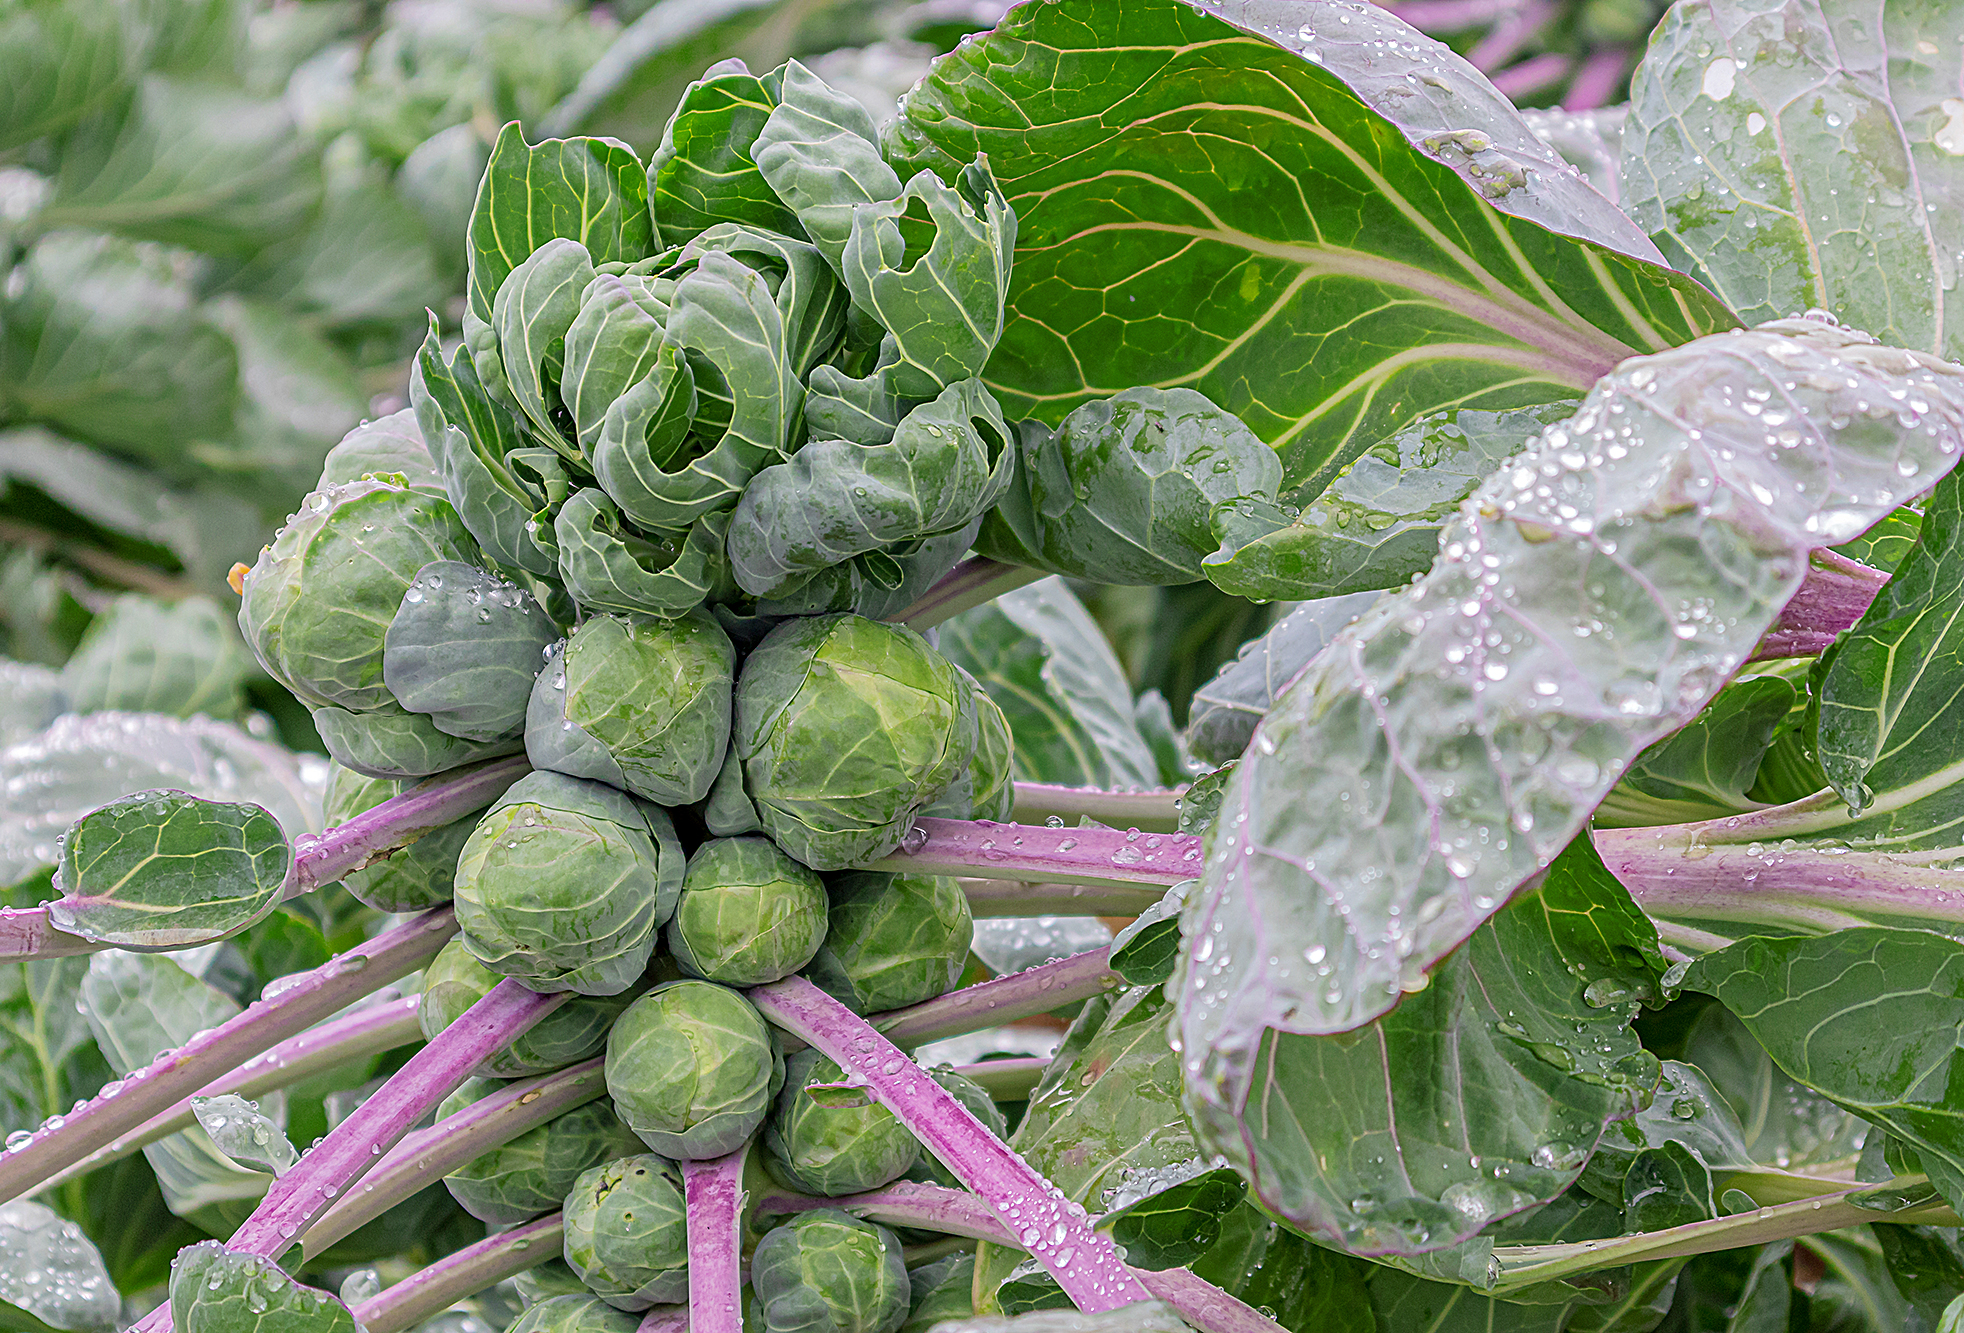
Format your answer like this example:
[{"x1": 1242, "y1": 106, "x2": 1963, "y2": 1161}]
[
  {"x1": 1562, "y1": 45, "x2": 1631, "y2": 111},
  {"x1": 1010, "y1": 783, "x2": 1184, "y2": 834},
  {"x1": 748, "y1": 976, "x2": 1152, "y2": 1312},
  {"x1": 875, "y1": 818, "x2": 1200, "y2": 891},
  {"x1": 131, "y1": 978, "x2": 571, "y2": 1333},
  {"x1": 1752, "y1": 549, "x2": 1889, "y2": 660},
  {"x1": 1491, "y1": 52, "x2": 1573, "y2": 98},
  {"x1": 963, "y1": 878, "x2": 1169, "y2": 918},
  {"x1": 684, "y1": 1147, "x2": 751, "y2": 1333},
  {"x1": 352, "y1": 1212, "x2": 565, "y2": 1333},
  {"x1": 874, "y1": 948, "x2": 1121, "y2": 1049},
  {"x1": 0, "y1": 907, "x2": 457, "y2": 1205},
  {"x1": 893, "y1": 557, "x2": 1044, "y2": 630}
]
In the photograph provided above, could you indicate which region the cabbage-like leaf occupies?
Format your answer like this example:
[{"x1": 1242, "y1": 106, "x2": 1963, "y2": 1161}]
[
  {"x1": 1593, "y1": 674, "x2": 1794, "y2": 828},
  {"x1": 1622, "y1": 0, "x2": 1964, "y2": 361},
  {"x1": 728, "y1": 378, "x2": 1012, "y2": 599},
  {"x1": 50, "y1": 791, "x2": 291, "y2": 949},
  {"x1": 1182, "y1": 317, "x2": 1964, "y2": 1072},
  {"x1": 0, "y1": 712, "x2": 320, "y2": 892},
  {"x1": 466, "y1": 123, "x2": 655, "y2": 326},
  {"x1": 0, "y1": 0, "x2": 136, "y2": 151},
  {"x1": 318, "y1": 409, "x2": 443, "y2": 493},
  {"x1": 939, "y1": 578, "x2": 1161, "y2": 790},
  {"x1": 754, "y1": 521, "x2": 979, "y2": 622},
  {"x1": 170, "y1": 1243, "x2": 357, "y2": 1333},
  {"x1": 0, "y1": 1201, "x2": 119, "y2": 1333},
  {"x1": 311, "y1": 702, "x2": 524, "y2": 781},
  {"x1": 889, "y1": 0, "x2": 1736, "y2": 492},
  {"x1": 563, "y1": 270, "x2": 670, "y2": 453},
  {"x1": 191, "y1": 1095, "x2": 297, "y2": 1178},
  {"x1": 684, "y1": 224, "x2": 845, "y2": 382},
  {"x1": 648, "y1": 60, "x2": 801, "y2": 246},
  {"x1": 58, "y1": 596, "x2": 253, "y2": 721},
  {"x1": 554, "y1": 491, "x2": 730, "y2": 618},
  {"x1": 1202, "y1": 403, "x2": 1576, "y2": 601},
  {"x1": 753, "y1": 60, "x2": 900, "y2": 271},
  {"x1": 1107, "y1": 881, "x2": 1190, "y2": 988},
  {"x1": 1183, "y1": 592, "x2": 1380, "y2": 768},
  {"x1": 493, "y1": 238, "x2": 597, "y2": 458},
  {"x1": 383, "y1": 561, "x2": 554, "y2": 742}
]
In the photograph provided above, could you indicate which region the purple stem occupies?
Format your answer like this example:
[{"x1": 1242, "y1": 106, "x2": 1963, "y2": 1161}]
[
  {"x1": 0, "y1": 907, "x2": 457, "y2": 1206},
  {"x1": 684, "y1": 1147, "x2": 751, "y2": 1333},
  {"x1": 301, "y1": 1055, "x2": 607, "y2": 1256},
  {"x1": 962, "y1": 878, "x2": 1169, "y2": 918},
  {"x1": 874, "y1": 948, "x2": 1121, "y2": 1049},
  {"x1": 1752, "y1": 549, "x2": 1889, "y2": 660},
  {"x1": 129, "y1": 979, "x2": 571, "y2": 1333},
  {"x1": 1468, "y1": 0, "x2": 1555, "y2": 71},
  {"x1": 875, "y1": 818, "x2": 1200, "y2": 891},
  {"x1": 1010, "y1": 783, "x2": 1184, "y2": 834},
  {"x1": 352, "y1": 1213, "x2": 565, "y2": 1333},
  {"x1": 1491, "y1": 52, "x2": 1574, "y2": 98},
  {"x1": 1562, "y1": 45, "x2": 1632, "y2": 111},
  {"x1": 636, "y1": 1310, "x2": 688, "y2": 1333},
  {"x1": 754, "y1": 1182, "x2": 1287, "y2": 1333},
  {"x1": 747, "y1": 976, "x2": 1152, "y2": 1312},
  {"x1": 41, "y1": 996, "x2": 425, "y2": 1192},
  {"x1": 893, "y1": 557, "x2": 1045, "y2": 631}
]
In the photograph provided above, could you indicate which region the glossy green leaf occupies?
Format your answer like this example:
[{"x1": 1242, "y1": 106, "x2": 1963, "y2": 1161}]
[
  {"x1": 0, "y1": 956, "x2": 106, "y2": 1141},
  {"x1": 1201, "y1": 403, "x2": 1574, "y2": 602},
  {"x1": 466, "y1": 123, "x2": 656, "y2": 325},
  {"x1": 492, "y1": 237, "x2": 596, "y2": 458},
  {"x1": 562, "y1": 270, "x2": 670, "y2": 454},
  {"x1": 191, "y1": 1094, "x2": 297, "y2": 1178},
  {"x1": 1678, "y1": 1004, "x2": 1864, "y2": 1174},
  {"x1": 57, "y1": 596, "x2": 253, "y2": 721},
  {"x1": 1107, "y1": 881, "x2": 1190, "y2": 989},
  {"x1": 0, "y1": 1202, "x2": 118, "y2": 1333},
  {"x1": 1183, "y1": 836, "x2": 1663, "y2": 1255},
  {"x1": 754, "y1": 59, "x2": 900, "y2": 271},
  {"x1": 889, "y1": 0, "x2": 1737, "y2": 494},
  {"x1": 1181, "y1": 317, "x2": 1964, "y2": 1083},
  {"x1": 1807, "y1": 1229, "x2": 1919, "y2": 1333},
  {"x1": 1183, "y1": 593, "x2": 1380, "y2": 768},
  {"x1": 170, "y1": 1243, "x2": 357, "y2": 1333},
  {"x1": 1622, "y1": 0, "x2": 1964, "y2": 361},
  {"x1": 1099, "y1": 1167, "x2": 1244, "y2": 1270},
  {"x1": 553, "y1": 491, "x2": 730, "y2": 619},
  {"x1": 382, "y1": 560, "x2": 554, "y2": 742},
  {"x1": 1594, "y1": 675, "x2": 1795, "y2": 829},
  {"x1": 648, "y1": 60, "x2": 800, "y2": 247},
  {"x1": 1873, "y1": 1224, "x2": 1964, "y2": 1333},
  {"x1": 319, "y1": 409, "x2": 443, "y2": 494},
  {"x1": 311, "y1": 703, "x2": 523, "y2": 782},
  {"x1": 939, "y1": 578, "x2": 1161, "y2": 790}
]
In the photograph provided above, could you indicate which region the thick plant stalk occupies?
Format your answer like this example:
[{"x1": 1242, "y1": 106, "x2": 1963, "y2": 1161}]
[
  {"x1": 754, "y1": 1182, "x2": 1289, "y2": 1333},
  {"x1": 0, "y1": 908, "x2": 457, "y2": 1205},
  {"x1": 1563, "y1": 45, "x2": 1631, "y2": 110},
  {"x1": 635, "y1": 1310, "x2": 688, "y2": 1333},
  {"x1": 1751, "y1": 549, "x2": 1889, "y2": 660},
  {"x1": 1009, "y1": 783, "x2": 1184, "y2": 834},
  {"x1": 40, "y1": 995, "x2": 424, "y2": 1192},
  {"x1": 894, "y1": 557, "x2": 1044, "y2": 630},
  {"x1": 875, "y1": 948, "x2": 1121, "y2": 1048},
  {"x1": 962, "y1": 878, "x2": 1167, "y2": 918},
  {"x1": 130, "y1": 979, "x2": 571, "y2": 1333},
  {"x1": 352, "y1": 1213, "x2": 565, "y2": 1333},
  {"x1": 683, "y1": 1146, "x2": 751, "y2": 1333},
  {"x1": 748, "y1": 976, "x2": 1152, "y2": 1312},
  {"x1": 875, "y1": 818, "x2": 1199, "y2": 890},
  {"x1": 301, "y1": 1056, "x2": 607, "y2": 1255}
]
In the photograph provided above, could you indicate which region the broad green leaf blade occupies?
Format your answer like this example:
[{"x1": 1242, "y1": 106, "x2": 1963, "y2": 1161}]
[
  {"x1": 0, "y1": 713, "x2": 320, "y2": 892},
  {"x1": 1183, "y1": 593, "x2": 1381, "y2": 768},
  {"x1": 939, "y1": 578, "x2": 1161, "y2": 790},
  {"x1": 1806, "y1": 1229, "x2": 1918, "y2": 1333},
  {"x1": 191, "y1": 1095, "x2": 297, "y2": 1178},
  {"x1": 1201, "y1": 402, "x2": 1574, "y2": 602},
  {"x1": 1622, "y1": 0, "x2": 1964, "y2": 361},
  {"x1": 0, "y1": 1201, "x2": 118, "y2": 1333},
  {"x1": 58, "y1": 596, "x2": 254, "y2": 722},
  {"x1": 0, "y1": 957, "x2": 105, "y2": 1139},
  {"x1": 1182, "y1": 837, "x2": 1664, "y2": 1256},
  {"x1": 170, "y1": 1242, "x2": 358, "y2": 1333},
  {"x1": 381, "y1": 561, "x2": 554, "y2": 744},
  {"x1": 0, "y1": 0, "x2": 136, "y2": 151},
  {"x1": 888, "y1": 0, "x2": 1738, "y2": 494},
  {"x1": 648, "y1": 60, "x2": 802, "y2": 248},
  {"x1": 1682, "y1": 928, "x2": 1964, "y2": 1204},
  {"x1": 50, "y1": 792, "x2": 292, "y2": 949},
  {"x1": 1098, "y1": 1167, "x2": 1245, "y2": 1270},
  {"x1": 1593, "y1": 675, "x2": 1795, "y2": 829},
  {"x1": 1180, "y1": 317, "x2": 1964, "y2": 1078},
  {"x1": 1679, "y1": 1004, "x2": 1864, "y2": 1174},
  {"x1": 0, "y1": 430, "x2": 227, "y2": 582},
  {"x1": 466, "y1": 124, "x2": 655, "y2": 325},
  {"x1": 1107, "y1": 881, "x2": 1190, "y2": 988}
]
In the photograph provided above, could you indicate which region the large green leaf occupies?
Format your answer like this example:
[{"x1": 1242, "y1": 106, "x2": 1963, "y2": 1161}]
[
  {"x1": 1183, "y1": 592, "x2": 1380, "y2": 768},
  {"x1": 887, "y1": 0, "x2": 1737, "y2": 495},
  {"x1": 1183, "y1": 837, "x2": 1664, "y2": 1255},
  {"x1": 1622, "y1": 0, "x2": 1964, "y2": 362},
  {"x1": 1179, "y1": 316, "x2": 1964, "y2": 1094},
  {"x1": 1593, "y1": 675, "x2": 1796, "y2": 829},
  {"x1": 938, "y1": 578, "x2": 1161, "y2": 790},
  {"x1": 0, "y1": 0, "x2": 137, "y2": 152},
  {"x1": 0, "y1": 1201, "x2": 119, "y2": 1333},
  {"x1": 0, "y1": 956, "x2": 108, "y2": 1137},
  {"x1": 169, "y1": 1242, "x2": 358, "y2": 1333},
  {"x1": 57, "y1": 596, "x2": 254, "y2": 721}
]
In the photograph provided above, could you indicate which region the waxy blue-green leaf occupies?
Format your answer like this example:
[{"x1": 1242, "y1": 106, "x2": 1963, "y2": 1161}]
[
  {"x1": 492, "y1": 238, "x2": 598, "y2": 459},
  {"x1": 1098, "y1": 1167, "x2": 1245, "y2": 1270},
  {"x1": 1594, "y1": 675, "x2": 1796, "y2": 829},
  {"x1": 729, "y1": 378, "x2": 1013, "y2": 600},
  {"x1": 322, "y1": 763, "x2": 490, "y2": 914},
  {"x1": 940, "y1": 578, "x2": 1161, "y2": 791},
  {"x1": 684, "y1": 223, "x2": 846, "y2": 382},
  {"x1": 318, "y1": 408, "x2": 443, "y2": 494},
  {"x1": 838, "y1": 159, "x2": 1014, "y2": 401},
  {"x1": 1183, "y1": 592, "x2": 1381, "y2": 768},
  {"x1": 311, "y1": 703, "x2": 523, "y2": 781},
  {"x1": 0, "y1": 1201, "x2": 119, "y2": 1333},
  {"x1": 755, "y1": 522, "x2": 981, "y2": 623},
  {"x1": 1202, "y1": 402, "x2": 1576, "y2": 602},
  {"x1": 1107, "y1": 881, "x2": 1190, "y2": 989},
  {"x1": 49, "y1": 791, "x2": 290, "y2": 949},
  {"x1": 191, "y1": 1095, "x2": 297, "y2": 1178},
  {"x1": 648, "y1": 60, "x2": 801, "y2": 247},
  {"x1": 1179, "y1": 317, "x2": 1964, "y2": 1099},
  {"x1": 563, "y1": 271, "x2": 670, "y2": 453},
  {"x1": 411, "y1": 318, "x2": 557, "y2": 578},
  {"x1": 1183, "y1": 836, "x2": 1664, "y2": 1255},
  {"x1": 1622, "y1": 0, "x2": 1964, "y2": 362},
  {"x1": 58, "y1": 595, "x2": 253, "y2": 722},
  {"x1": 889, "y1": 0, "x2": 1737, "y2": 494},
  {"x1": 170, "y1": 1243, "x2": 357, "y2": 1333},
  {"x1": 554, "y1": 491, "x2": 731, "y2": 619},
  {"x1": 754, "y1": 60, "x2": 900, "y2": 272},
  {"x1": 980, "y1": 387, "x2": 1282, "y2": 587},
  {"x1": 466, "y1": 123, "x2": 655, "y2": 326},
  {"x1": 382, "y1": 561, "x2": 554, "y2": 743},
  {"x1": 0, "y1": 0, "x2": 135, "y2": 151}
]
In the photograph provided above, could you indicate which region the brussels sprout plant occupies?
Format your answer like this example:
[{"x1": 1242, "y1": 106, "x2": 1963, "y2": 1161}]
[{"x1": 11, "y1": 3, "x2": 1964, "y2": 1333}]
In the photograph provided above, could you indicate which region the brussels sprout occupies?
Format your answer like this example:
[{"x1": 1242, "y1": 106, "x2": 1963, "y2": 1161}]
[
  {"x1": 804, "y1": 872, "x2": 971, "y2": 1014},
  {"x1": 238, "y1": 476, "x2": 478, "y2": 711},
  {"x1": 317, "y1": 409, "x2": 445, "y2": 493},
  {"x1": 734, "y1": 614, "x2": 974, "y2": 870},
  {"x1": 923, "y1": 671, "x2": 1013, "y2": 822},
  {"x1": 420, "y1": 938, "x2": 637, "y2": 1077},
  {"x1": 382, "y1": 560, "x2": 556, "y2": 742},
  {"x1": 526, "y1": 610, "x2": 735, "y2": 806},
  {"x1": 561, "y1": 1153, "x2": 688, "y2": 1309},
  {"x1": 906, "y1": 1069, "x2": 1005, "y2": 1191},
  {"x1": 438, "y1": 1080, "x2": 642, "y2": 1224},
  {"x1": 764, "y1": 1049, "x2": 919, "y2": 1197},
  {"x1": 605, "y1": 979, "x2": 783, "y2": 1160},
  {"x1": 313, "y1": 703, "x2": 525, "y2": 779},
  {"x1": 323, "y1": 763, "x2": 492, "y2": 912},
  {"x1": 512, "y1": 1261, "x2": 589, "y2": 1307},
  {"x1": 666, "y1": 837, "x2": 828, "y2": 985},
  {"x1": 454, "y1": 771, "x2": 683, "y2": 997},
  {"x1": 505, "y1": 1294, "x2": 641, "y2": 1333},
  {"x1": 748, "y1": 1210, "x2": 909, "y2": 1333}
]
